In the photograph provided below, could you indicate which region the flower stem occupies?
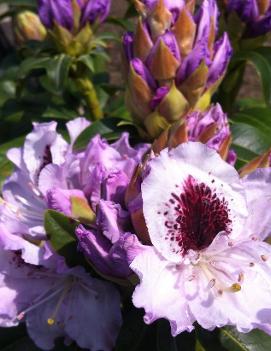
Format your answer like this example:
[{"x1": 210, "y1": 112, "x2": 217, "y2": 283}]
[{"x1": 76, "y1": 77, "x2": 103, "y2": 121}]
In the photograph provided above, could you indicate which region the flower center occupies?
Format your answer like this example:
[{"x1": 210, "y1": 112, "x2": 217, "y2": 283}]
[{"x1": 164, "y1": 175, "x2": 232, "y2": 255}]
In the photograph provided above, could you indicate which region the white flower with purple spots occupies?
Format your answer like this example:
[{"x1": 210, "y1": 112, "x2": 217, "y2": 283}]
[{"x1": 130, "y1": 142, "x2": 271, "y2": 335}]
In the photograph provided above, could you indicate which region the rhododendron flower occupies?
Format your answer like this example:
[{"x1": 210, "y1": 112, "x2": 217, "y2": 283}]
[
  {"x1": 0, "y1": 119, "x2": 149, "y2": 275},
  {"x1": 126, "y1": 104, "x2": 236, "y2": 243},
  {"x1": 123, "y1": 0, "x2": 232, "y2": 138},
  {"x1": 0, "y1": 119, "x2": 140, "y2": 349},
  {"x1": 0, "y1": 244, "x2": 122, "y2": 351},
  {"x1": 129, "y1": 142, "x2": 271, "y2": 335}
]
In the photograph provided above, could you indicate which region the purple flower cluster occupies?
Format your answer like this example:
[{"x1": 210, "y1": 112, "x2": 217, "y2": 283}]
[
  {"x1": 123, "y1": 0, "x2": 232, "y2": 137},
  {"x1": 0, "y1": 118, "x2": 148, "y2": 349},
  {"x1": 1, "y1": 109, "x2": 271, "y2": 349},
  {"x1": 226, "y1": 0, "x2": 271, "y2": 37},
  {"x1": 38, "y1": 0, "x2": 111, "y2": 31}
]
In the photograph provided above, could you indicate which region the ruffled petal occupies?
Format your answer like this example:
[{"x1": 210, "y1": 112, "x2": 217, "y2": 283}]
[
  {"x1": 23, "y1": 122, "x2": 68, "y2": 183},
  {"x1": 187, "y1": 240, "x2": 271, "y2": 332},
  {"x1": 131, "y1": 247, "x2": 195, "y2": 335},
  {"x1": 242, "y1": 168, "x2": 271, "y2": 240},
  {"x1": 66, "y1": 117, "x2": 90, "y2": 146}
]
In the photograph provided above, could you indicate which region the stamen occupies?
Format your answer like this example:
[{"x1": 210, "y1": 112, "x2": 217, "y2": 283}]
[
  {"x1": 16, "y1": 285, "x2": 64, "y2": 322},
  {"x1": 47, "y1": 283, "x2": 72, "y2": 326},
  {"x1": 47, "y1": 318, "x2": 55, "y2": 326},
  {"x1": 230, "y1": 283, "x2": 241, "y2": 292},
  {"x1": 208, "y1": 278, "x2": 216, "y2": 289},
  {"x1": 261, "y1": 255, "x2": 268, "y2": 262}
]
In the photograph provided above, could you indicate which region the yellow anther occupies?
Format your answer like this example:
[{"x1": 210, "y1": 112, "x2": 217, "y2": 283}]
[
  {"x1": 47, "y1": 318, "x2": 55, "y2": 326},
  {"x1": 230, "y1": 283, "x2": 241, "y2": 292}
]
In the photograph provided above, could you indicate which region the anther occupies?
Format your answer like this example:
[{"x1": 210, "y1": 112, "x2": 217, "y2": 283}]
[
  {"x1": 47, "y1": 318, "x2": 55, "y2": 326},
  {"x1": 208, "y1": 278, "x2": 216, "y2": 289},
  {"x1": 230, "y1": 283, "x2": 241, "y2": 292},
  {"x1": 261, "y1": 255, "x2": 268, "y2": 262}
]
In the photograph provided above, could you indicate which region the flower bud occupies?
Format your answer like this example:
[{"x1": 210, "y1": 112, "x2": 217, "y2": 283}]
[
  {"x1": 14, "y1": 11, "x2": 47, "y2": 44},
  {"x1": 38, "y1": 0, "x2": 111, "y2": 55},
  {"x1": 226, "y1": 0, "x2": 271, "y2": 37},
  {"x1": 123, "y1": 0, "x2": 232, "y2": 139}
]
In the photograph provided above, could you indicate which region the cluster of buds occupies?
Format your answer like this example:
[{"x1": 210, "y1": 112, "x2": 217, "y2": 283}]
[
  {"x1": 125, "y1": 104, "x2": 236, "y2": 243},
  {"x1": 123, "y1": 0, "x2": 232, "y2": 139},
  {"x1": 14, "y1": 11, "x2": 47, "y2": 45},
  {"x1": 38, "y1": 0, "x2": 111, "y2": 56},
  {"x1": 225, "y1": 0, "x2": 271, "y2": 37}
]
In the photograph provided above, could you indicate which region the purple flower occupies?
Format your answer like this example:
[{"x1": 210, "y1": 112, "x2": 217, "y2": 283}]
[
  {"x1": 226, "y1": 0, "x2": 271, "y2": 37},
  {"x1": 123, "y1": 0, "x2": 232, "y2": 138},
  {"x1": 81, "y1": 0, "x2": 111, "y2": 26},
  {"x1": 1, "y1": 119, "x2": 149, "y2": 277},
  {"x1": 0, "y1": 119, "x2": 152, "y2": 349},
  {"x1": 38, "y1": 0, "x2": 111, "y2": 31},
  {"x1": 0, "y1": 246, "x2": 122, "y2": 350},
  {"x1": 125, "y1": 103, "x2": 236, "y2": 243},
  {"x1": 186, "y1": 104, "x2": 234, "y2": 157},
  {"x1": 128, "y1": 141, "x2": 271, "y2": 335}
]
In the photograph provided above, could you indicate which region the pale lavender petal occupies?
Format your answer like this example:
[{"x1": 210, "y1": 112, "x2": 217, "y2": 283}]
[
  {"x1": 23, "y1": 122, "x2": 68, "y2": 183},
  {"x1": 242, "y1": 168, "x2": 271, "y2": 241},
  {"x1": 66, "y1": 117, "x2": 91, "y2": 146},
  {"x1": 131, "y1": 247, "x2": 195, "y2": 335},
  {"x1": 46, "y1": 188, "x2": 86, "y2": 216}
]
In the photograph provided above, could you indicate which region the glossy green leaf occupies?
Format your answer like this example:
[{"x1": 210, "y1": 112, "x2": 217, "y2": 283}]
[
  {"x1": 73, "y1": 118, "x2": 125, "y2": 150},
  {"x1": 44, "y1": 210, "x2": 80, "y2": 267},
  {"x1": 233, "y1": 50, "x2": 271, "y2": 106},
  {"x1": 220, "y1": 327, "x2": 271, "y2": 351},
  {"x1": 46, "y1": 54, "x2": 71, "y2": 91},
  {"x1": 231, "y1": 122, "x2": 271, "y2": 156}
]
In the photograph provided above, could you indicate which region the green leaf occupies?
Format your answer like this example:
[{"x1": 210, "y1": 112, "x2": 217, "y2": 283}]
[
  {"x1": 195, "y1": 339, "x2": 206, "y2": 351},
  {"x1": 46, "y1": 54, "x2": 71, "y2": 91},
  {"x1": 231, "y1": 122, "x2": 271, "y2": 156},
  {"x1": 220, "y1": 327, "x2": 271, "y2": 351},
  {"x1": 18, "y1": 57, "x2": 51, "y2": 79},
  {"x1": 78, "y1": 55, "x2": 95, "y2": 72},
  {"x1": 0, "y1": 0, "x2": 36, "y2": 6},
  {"x1": 233, "y1": 49, "x2": 271, "y2": 106},
  {"x1": 40, "y1": 106, "x2": 78, "y2": 120},
  {"x1": 0, "y1": 136, "x2": 24, "y2": 185},
  {"x1": 73, "y1": 118, "x2": 125, "y2": 150},
  {"x1": 44, "y1": 210, "x2": 80, "y2": 267}
]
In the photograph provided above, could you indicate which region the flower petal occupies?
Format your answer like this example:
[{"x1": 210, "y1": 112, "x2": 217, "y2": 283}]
[
  {"x1": 242, "y1": 168, "x2": 271, "y2": 240},
  {"x1": 131, "y1": 247, "x2": 195, "y2": 335}
]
